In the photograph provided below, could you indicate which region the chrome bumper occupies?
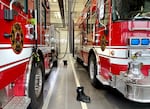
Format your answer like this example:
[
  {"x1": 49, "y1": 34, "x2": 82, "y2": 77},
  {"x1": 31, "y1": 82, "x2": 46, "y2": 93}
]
[{"x1": 125, "y1": 77, "x2": 150, "y2": 103}]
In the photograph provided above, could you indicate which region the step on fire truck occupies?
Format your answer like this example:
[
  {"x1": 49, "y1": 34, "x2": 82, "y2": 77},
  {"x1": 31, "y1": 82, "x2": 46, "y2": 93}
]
[
  {"x1": 0, "y1": 0, "x2": 57, "y2": 109},
  {"x1": 75, "y1": 0, "x2": 150, "y2": 103}
]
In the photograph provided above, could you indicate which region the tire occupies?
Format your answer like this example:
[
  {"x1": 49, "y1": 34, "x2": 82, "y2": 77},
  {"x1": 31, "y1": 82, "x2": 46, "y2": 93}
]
[
  {"x1": 77, "y1": 57, "x2": 84, "y2": 64},
  {"x1": 88, "y1": 54, "x2": 100, "y2": 88},
  {"x1": 28, "y1": 60, "x2": 44, "y2": 109},
  {"x1": 53, "y1": 60, "x2": 58, "y2": 67},
  {"x1": 76, "y1": 57, "x2": 81, "y2": 63}
]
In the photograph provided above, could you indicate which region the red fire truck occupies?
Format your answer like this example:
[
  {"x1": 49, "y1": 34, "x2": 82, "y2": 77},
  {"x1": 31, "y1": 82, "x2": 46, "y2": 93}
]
[
  {"x1": 0, "y1": 0, "x2": 57, "y2": 109},
  {"x1": 75, "y1": 0, "x2": 150, "y2": 103}
]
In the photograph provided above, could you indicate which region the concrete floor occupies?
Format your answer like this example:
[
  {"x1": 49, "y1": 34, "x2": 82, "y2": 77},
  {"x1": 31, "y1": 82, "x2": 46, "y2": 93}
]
[{"x1": 42, "y1": 54, "x2": 150, "y2": 109}]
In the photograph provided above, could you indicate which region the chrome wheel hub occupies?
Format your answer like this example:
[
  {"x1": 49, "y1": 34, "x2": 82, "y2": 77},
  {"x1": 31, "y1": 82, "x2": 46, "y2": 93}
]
[
  {"x1": 90, "y1": 60, "x2": 94, "y2": 80},
  {"x1": 34, "y1": 68, "x2": 42, "y2": 98}
]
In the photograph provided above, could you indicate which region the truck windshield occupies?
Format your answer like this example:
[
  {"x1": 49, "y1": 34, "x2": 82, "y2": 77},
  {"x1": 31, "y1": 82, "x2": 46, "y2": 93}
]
[{"x1": 113, "y1": 0, "x2": 150, "y2": 20}]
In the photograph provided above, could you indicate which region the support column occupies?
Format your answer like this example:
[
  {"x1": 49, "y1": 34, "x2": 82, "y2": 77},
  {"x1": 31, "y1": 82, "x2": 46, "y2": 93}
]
[{"x1": 68, "y1": 0, "x2": 73, "y2": 54}]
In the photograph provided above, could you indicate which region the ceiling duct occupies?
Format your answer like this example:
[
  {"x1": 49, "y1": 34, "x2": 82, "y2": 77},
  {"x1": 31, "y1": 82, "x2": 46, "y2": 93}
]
[{"x1": 58, "y1": 0, "x2": 65, "y2": 27}]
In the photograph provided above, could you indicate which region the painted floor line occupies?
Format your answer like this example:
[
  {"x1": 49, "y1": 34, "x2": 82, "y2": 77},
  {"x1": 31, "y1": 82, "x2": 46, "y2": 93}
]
[{"x1": 70, "y1": 55, "x2": 88, "y2": 109}]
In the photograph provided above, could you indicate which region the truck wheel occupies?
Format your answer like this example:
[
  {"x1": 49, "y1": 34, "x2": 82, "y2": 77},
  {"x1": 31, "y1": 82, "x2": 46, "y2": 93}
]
[
  {"x1": 76, "y1": 57, "x2": 83, "y2": 64},
  {"x1": 28, "y1": 60, "x2": 44, "y2": 109},
  {"x1": 53, "y1": 60, "x2": 58, "y2": 67},
  {"x1": 88, "y1": 54, "x2": 100, "y2": 88}
]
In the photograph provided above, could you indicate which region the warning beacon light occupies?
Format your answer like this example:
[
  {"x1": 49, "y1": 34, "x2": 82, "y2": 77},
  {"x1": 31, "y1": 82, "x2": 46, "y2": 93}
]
[{"x1": 129, "y1": 37, "x2": 150, "y2": 46}]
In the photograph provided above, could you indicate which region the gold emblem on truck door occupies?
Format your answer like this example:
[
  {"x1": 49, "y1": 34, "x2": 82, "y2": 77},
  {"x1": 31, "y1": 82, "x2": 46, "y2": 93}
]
[
  {"x1": 10, "y1": 23, "x2": 24, "y2": 54},
  {"x1": 100, "y1": 35, "x2": 108, "y2": 51}
]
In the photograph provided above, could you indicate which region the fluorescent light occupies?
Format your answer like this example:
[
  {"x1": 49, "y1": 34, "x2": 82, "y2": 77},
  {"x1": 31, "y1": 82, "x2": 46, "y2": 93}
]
[{"x1": 52, "y1": 0, "x2": 57, "y2": 2}]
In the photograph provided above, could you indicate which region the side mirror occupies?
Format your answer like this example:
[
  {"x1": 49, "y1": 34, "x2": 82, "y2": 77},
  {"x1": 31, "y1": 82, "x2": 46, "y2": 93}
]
[{"x1": 98, "y1": 0, "x2": 104, "y2": 20}]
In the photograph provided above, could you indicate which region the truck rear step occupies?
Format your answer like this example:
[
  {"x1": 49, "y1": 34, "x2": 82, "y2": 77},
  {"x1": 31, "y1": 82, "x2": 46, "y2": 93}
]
[{"x1": 3, "y1": 96, "x2": 31, "y2": 109}]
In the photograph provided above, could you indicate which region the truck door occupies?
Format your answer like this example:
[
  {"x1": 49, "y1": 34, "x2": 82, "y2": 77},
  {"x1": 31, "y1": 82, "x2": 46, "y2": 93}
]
[{"x1": 97, "y1": 0, "x2": 111, "y2": 79}]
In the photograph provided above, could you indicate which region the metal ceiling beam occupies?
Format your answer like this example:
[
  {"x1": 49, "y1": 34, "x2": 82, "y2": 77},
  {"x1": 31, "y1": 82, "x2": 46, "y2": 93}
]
[{"x1": 58, "y1": 0, "x2": 65, "y2": 27}]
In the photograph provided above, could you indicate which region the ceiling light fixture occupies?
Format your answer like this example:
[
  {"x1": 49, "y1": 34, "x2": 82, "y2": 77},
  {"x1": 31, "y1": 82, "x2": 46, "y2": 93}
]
[{"x1": 52, "y1": 0, "x2": 57, "y2": 2}]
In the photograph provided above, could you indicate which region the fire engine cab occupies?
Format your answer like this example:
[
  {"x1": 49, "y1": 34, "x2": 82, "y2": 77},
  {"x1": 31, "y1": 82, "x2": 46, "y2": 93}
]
[
  {"x1": 75, "y1": 0, "x2": 150, "y2": 103},
  {"x1": 0, "y1": 0, "x2": 57, "y2": 109}
]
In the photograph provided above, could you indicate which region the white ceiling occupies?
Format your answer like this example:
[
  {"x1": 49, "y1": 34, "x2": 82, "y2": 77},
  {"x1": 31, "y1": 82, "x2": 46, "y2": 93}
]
[{"x1": 49, "y1": 0, "x2": 87, "y2": 28}]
